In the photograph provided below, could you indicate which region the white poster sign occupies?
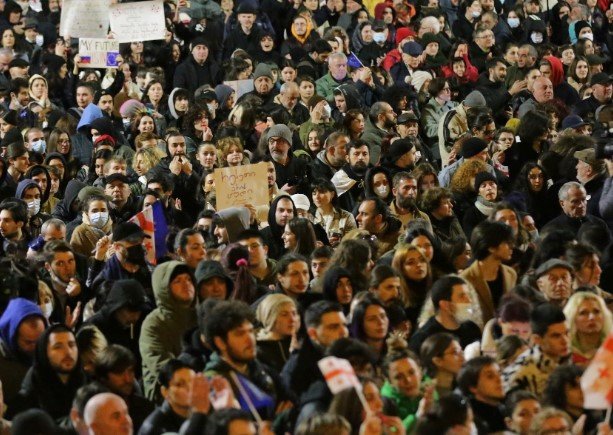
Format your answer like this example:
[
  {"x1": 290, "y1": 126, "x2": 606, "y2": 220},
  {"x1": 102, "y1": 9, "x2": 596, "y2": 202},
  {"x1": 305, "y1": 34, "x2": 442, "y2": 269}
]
[
  {"x1": 78, "y1": 38, "x2": 120, "y2": 68},
  {"x1": 109, "y1": 0, "x2": 166, "y2": 43},
  {"x1": 60, "y1": 0, "x2": 110, "y2": 38}
]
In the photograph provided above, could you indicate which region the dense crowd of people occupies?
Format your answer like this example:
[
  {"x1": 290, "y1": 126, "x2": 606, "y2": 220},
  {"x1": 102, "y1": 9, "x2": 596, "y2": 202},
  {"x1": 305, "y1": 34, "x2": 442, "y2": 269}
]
[{"x1": 0, "y1": 0, "x2": 611, "y2": 433}]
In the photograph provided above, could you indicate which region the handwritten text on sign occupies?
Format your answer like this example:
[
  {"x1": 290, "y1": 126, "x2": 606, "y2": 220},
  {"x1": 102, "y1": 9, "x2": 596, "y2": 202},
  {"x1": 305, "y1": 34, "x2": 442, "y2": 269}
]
[
  {"x1": 78, "y1": 39, "x2": 120, "y2": 68},
  {"x1": 109, "y1": 0, "x2": 166, "y2": 43},
  {"x1": 60, "y1": 0, "x2": 110, "y2": 38},
  {"x1": 214, "y1": 163, "x2": 269, "y2": 211}
]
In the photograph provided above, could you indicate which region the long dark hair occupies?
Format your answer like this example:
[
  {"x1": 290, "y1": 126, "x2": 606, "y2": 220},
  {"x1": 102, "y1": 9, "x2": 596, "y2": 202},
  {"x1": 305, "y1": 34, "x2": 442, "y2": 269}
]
[{"x1": 287, "y1": 218, "x2": 317, "y2": 258}]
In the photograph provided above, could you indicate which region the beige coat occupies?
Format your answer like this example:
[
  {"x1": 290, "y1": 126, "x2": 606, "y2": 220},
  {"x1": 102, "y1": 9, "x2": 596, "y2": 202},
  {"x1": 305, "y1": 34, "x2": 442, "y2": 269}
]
[{"x1": 461, "y1": 261, "x2": 517, "y2": 324}]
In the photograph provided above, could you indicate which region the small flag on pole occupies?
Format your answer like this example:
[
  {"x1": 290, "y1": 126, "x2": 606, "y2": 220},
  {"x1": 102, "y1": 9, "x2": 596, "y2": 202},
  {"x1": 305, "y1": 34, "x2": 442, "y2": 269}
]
[
  {"x1": 129, "y1": 201, "x2": 168, "y2": 264},
  {"x1": 318, "y1": 356, "x2": 361, "y2": 394},
  {"x1": 347, "y1": 52, "x2": 364, "y2": 69},
  {"x1": 581, "y1": 332, "x2": 613, "y2": 409}
]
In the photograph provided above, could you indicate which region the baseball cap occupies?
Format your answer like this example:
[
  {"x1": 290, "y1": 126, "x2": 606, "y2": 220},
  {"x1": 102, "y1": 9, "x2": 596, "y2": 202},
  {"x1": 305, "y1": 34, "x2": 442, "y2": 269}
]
[
  {"x1": 397, "y1": 112, "x2": 419, "y2": 124},
  {"x1": 590, "y1": 72, "x2": 612, "y2": 87},
  {"x1": 573, "y1": 148, "x2": 600, "y2": 167},
  {"x1": 104, "y1": 173, "x2": 130, "y2": 185}
]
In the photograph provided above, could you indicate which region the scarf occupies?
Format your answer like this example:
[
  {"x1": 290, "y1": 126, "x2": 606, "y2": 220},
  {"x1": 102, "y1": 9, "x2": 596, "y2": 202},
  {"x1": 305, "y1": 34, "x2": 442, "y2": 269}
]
[{"x1": 475, "y1": 196, "x2": 496, "y2": 217}]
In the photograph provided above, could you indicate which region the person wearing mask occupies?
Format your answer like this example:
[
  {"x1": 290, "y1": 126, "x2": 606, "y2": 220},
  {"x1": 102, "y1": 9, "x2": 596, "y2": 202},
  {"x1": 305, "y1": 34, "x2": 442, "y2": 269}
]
[
  {"x1": 89, "y1": 222, "x2": 153, "y2": 304},
  {"x1": 15, "y1": 178, "x2": 50, "y2": 239},
  {"x1": 70, "y1": 193, "x2": 112, "y2": 258},
  {"x1": 0, "y1": 298, "x2": 46, "y2": 412},
  {"x1": 409, "y1": 275, "x2": 482, "y2": 353},
  {"x1": 9, "y1": 324, "x2": 86, "y2": 421}
]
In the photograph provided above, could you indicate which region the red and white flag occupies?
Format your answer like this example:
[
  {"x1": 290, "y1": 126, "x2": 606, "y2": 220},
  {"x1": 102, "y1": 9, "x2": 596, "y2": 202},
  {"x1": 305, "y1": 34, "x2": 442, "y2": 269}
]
[
  {"x1": 318, "y1": 356, "x2": 360, "y2": 394},
  {"x1": 129, "y1": 201, "x2": 168, "y2": 265},
  {"x1": 581, "y1": 332, "x2": 613, "y2": 409}
]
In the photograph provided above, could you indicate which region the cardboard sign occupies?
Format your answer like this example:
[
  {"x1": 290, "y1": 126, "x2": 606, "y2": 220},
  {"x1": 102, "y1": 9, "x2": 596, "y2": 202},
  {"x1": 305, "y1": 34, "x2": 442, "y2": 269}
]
[
  {"x1": 60, "y1": 0, "x2": 110, "y2": 38},
  {"x1": 214, "y1": 163, "x2": 269, "y2": 211},
  {"x1": 109, "y1": 0, "x2": 166, "y2": 43},
  {"x1": 78, "y1": 38, "x2": 120, "y2": 68}
]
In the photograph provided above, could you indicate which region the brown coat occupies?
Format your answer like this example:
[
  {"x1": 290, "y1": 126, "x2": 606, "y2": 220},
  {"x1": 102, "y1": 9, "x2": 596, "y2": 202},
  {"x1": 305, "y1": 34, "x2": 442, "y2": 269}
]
[{"x1": 461, "y1": 261, "x2": 517, "y2": 324}]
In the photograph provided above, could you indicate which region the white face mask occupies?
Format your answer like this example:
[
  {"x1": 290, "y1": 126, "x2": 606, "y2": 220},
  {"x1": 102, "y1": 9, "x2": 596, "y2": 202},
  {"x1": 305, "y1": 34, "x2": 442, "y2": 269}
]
[
  {"x1": 42, "y1": 302, "x2": 53, "y2": 318},
  {"x1": 90, "y1": 211, "x2": 109, "y2": 229},
  {"x1": 31, "y1": 139, "x2": 46, "y2": 154},
  {"x1": 507, "y1": 17, "x2": 520, "y2": 28},
  {"x1": 27, "y1": 198, "x2": 41, "y2": 217},
  {"x1": 529, "y1": 229, "x2": 539, "y2": 242},
  {"x1": 581, "y1": 32, "x2": 594, "y2": 41},
  {"x1": 471, "y1": 10, "x2": 481, "y2": 18},
  {"x1": 373, "y1": 32, "x2": 386, "y2": 43},
  {"x1": 375, "y1": 185, "x2": 390, "y2": 197},
  {"x1": 453, "y1": 302, "x2": 473, "y2": 323},
  {"x1": 206, "y1": 104, "x2": 216, "y2": 119},
  {"x1": 531, "y1": 32, "x2": 543, "y2": 43},
  {"x1": 35, "y1": 34, "x2": 44, "y2": 47}
]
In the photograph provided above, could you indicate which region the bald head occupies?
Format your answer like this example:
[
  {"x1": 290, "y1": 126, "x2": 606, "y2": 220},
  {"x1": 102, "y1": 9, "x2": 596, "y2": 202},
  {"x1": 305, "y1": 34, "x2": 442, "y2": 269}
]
[
  {"x1": 84, "y1": 393, "x2": 132, "y2": 435},
  {"x1": 532, "y1": 77, "x2": 554, "y2": 103}
]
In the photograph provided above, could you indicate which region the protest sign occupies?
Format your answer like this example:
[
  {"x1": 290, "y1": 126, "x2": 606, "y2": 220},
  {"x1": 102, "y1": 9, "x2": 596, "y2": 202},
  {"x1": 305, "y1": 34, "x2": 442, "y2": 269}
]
[
  {"x1": 78, "y1": 39, "x2": 120, "y2": 68},
  {"x1": 214, "y1": 163, "x2": 268, "y2": 211},
  {"x1": 223, "y1": 80, "x2": 254, "y2": 100},
  {"x1": 109, "y1": 0, "x2": 166, "y2": 43},
  {"x1": 60, "y1": 0, "x2": 110, "y2": 38}
]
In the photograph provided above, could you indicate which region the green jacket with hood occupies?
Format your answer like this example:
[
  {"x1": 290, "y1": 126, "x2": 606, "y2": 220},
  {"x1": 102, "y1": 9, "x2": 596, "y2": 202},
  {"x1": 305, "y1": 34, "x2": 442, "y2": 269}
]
[{"x1": 140, "y1": 261, "x2": 197, "y2": 401}]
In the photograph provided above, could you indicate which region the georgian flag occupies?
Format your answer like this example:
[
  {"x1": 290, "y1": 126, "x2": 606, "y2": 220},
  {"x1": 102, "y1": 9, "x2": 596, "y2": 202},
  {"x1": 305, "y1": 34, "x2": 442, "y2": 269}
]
[
  {"x1": 129, "y1": 201, "x2": 168, "y2": 265},
  {"x1": 581, "y1": 332, "x2": 613, "y2": 409},
  {"x1": 318, "y1": 356, "x2": 361, "y2": 394}
]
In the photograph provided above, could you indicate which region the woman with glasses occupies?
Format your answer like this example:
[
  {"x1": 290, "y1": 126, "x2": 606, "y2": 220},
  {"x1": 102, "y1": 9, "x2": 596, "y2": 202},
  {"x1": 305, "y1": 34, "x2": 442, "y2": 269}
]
[
  {"x1": 46, "y1": 129, "x2": 80, "y2": 180},
  {"x1": 420, "y1": 333, "x2": 464, "y2": 396}
]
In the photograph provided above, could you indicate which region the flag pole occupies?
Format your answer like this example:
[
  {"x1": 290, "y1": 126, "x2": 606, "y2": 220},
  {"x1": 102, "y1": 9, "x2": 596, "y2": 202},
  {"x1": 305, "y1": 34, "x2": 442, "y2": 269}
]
[
  {"x1": 606, "y1": 405, "x2": 612, "y2": 424},
  {"x1": 354, "y1": 382, "x2": 373, "y2": 416},
  {"x1": 229, "y1": 371, "x2": 263, "y2": 425}
]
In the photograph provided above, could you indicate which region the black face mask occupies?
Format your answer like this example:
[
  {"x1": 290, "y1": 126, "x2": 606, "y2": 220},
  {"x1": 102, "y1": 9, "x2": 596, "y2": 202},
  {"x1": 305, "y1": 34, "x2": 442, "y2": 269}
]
[{"x1": 125, "y1": 245, "x2": 147, "y2": 265}]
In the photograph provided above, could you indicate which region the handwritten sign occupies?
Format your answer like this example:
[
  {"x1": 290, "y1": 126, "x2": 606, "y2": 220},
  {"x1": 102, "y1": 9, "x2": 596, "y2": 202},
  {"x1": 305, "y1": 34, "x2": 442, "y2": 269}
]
[
  {"x1": 60, "y1": 0, "x2": 110, "y2": 38},
  {"x1": 109, "y1": 0, "x2": 166, "y2": 43},
  {"x1": 78, "y1": 38, "x2": 120, "y2": 68},
  {"x1": 214, "y1": 163, "x2": 269, "y2": 211},
  {"x1": 223, "y1": 80, "x2": 254, "y2": 100}
]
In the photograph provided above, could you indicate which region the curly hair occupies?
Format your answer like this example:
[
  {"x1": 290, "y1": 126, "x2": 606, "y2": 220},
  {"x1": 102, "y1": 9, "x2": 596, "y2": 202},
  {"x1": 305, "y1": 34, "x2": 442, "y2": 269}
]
[
  {"x1": 133, "y1": 147, "x2": 164, "y2": 175},
  {"x1": 217, "y1": 136, "x2": 244, "y2": 166},
  {"x1": 420, "y1": 186, "x2": 453, "y2": 213},
  {"x1": 449, "y1": 159, "x2": 488, "y2": 194}
]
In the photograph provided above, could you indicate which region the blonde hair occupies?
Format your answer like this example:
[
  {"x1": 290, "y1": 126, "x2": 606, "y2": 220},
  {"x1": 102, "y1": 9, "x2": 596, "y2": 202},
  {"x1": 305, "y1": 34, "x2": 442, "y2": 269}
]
[
  {"x1": 529, "y1": 408, "x2": 572, "y2": 435},
  {"x1": 256, "y1": 294, "x2": 298, "y2": 339},
  {"x1": 133, "y1": 147, "x2": 165, "y2": 173},
  {"x1": 391, "y1": 244, "x2": 431, "y2": 306},
  {"x1": 217, "y1": 136, "x2": 245, "y2": 166},
  {"x1": 563, "y1": 291, "x2": 612, "y2": 342}
]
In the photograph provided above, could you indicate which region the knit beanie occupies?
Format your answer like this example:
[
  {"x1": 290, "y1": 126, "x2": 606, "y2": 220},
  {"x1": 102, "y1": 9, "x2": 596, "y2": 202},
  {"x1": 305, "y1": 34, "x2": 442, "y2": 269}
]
[
  {"x1": 474, "y1": 171, "x2": 497, "y2": 191},
  {"x1": 253, "y1": 63, "x2": 274, "y2": 81},
  {"x1": 119, "y1": 99, "x2": 145, "y2": 119},
  {"x1": 461, "y1": 137, "x2": 488, "y2": 158},
  {"x1": 463, "y1": 90, "x2": 487, "y2": 107}
]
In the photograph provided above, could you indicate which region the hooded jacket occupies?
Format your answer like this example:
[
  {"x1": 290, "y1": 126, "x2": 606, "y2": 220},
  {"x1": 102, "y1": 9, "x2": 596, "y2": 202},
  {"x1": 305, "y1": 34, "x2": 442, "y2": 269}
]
[
  {"x1": 194, "y1": 260, "x2": 233, "y2": 299},
  {"x1": 10, "y1": 325, "x2": 86, "y2": 421},
  {"x1": 215, "y1": 207, "x2": 251, "y2": 244},
  {"x1": 543, "y1": 55, "x2": 579, "y2": 107},
  {"x1": 140, "y1": 261, "x2": 197, "y2": 401},
  {"x1": 87, "y1": 279, "x2": 151, "y2": 370},
  {"x1": 322, "y1": 266, "x2": 354, "y2": 313},
  {"x1": 15, "y1": 178, "x2": 50, "y2": 238},
  {"x1": 168, "y1": 87, "x2": 188, "y2": 120},
  {"x1": 0, "y1": 298, "x2": 46, "y2": 411},
  {"x1": 51, "y1": 179, "x2": 86, "y2": 223},
  {"x1": 260, "y1": 195, "x2": 297, "y2": 260}
]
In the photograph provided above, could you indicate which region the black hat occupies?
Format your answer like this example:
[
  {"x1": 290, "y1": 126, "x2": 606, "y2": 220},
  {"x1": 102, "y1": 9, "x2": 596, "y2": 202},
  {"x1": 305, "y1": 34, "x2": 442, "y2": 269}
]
[
  {"x1": 23, "y1": 18, "x2": 38, "y2": 30},
  {"x1": 2, "y1": 109, "x2": 19, "y2": 126},
  {"x1": 388, "y1": 138, "x2": 416, "y2": 162},
  {"x1": 590, "y1": 72, "x2": 612, "y2": 86},
  {"x1": 112, "y1": 221, "x2": 151, "y2": 243},
  {"x1": 586, "y1": 53, "x2": 606, "y2": 66},
  {"x1": 420, "y1": 32, "x2": 439, "y2": 48},
  {"x1": 104, "y1": 173, "x2": 129, "y2": 185},
  {"x1": 6, "y1": 142, "x2": 27, "y2": 159},
  {"x1": 194, "y1": 86, "x2": 218, "y2": 102},
  {"x1": 397, "y1": 112, "x2": 418, "y2": 124},
  {"x1": 8, "y1": 58, "x2": 29, "y2": 69},
  {"x1": 195, "y1": 260, "x2": 233, "y2": 293},
  {"x1": 236, "y1": 2, "x2": 258, "y2": 14},
  {"x1": 461, "y1": 137, "x2": 488, "y2": 158},
  {"x1": 473, "y1": 171, "x2": 497, "y2": 191},
  {"x1": 190, "y1": 36, "x2": 208, "y2": 50}
]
